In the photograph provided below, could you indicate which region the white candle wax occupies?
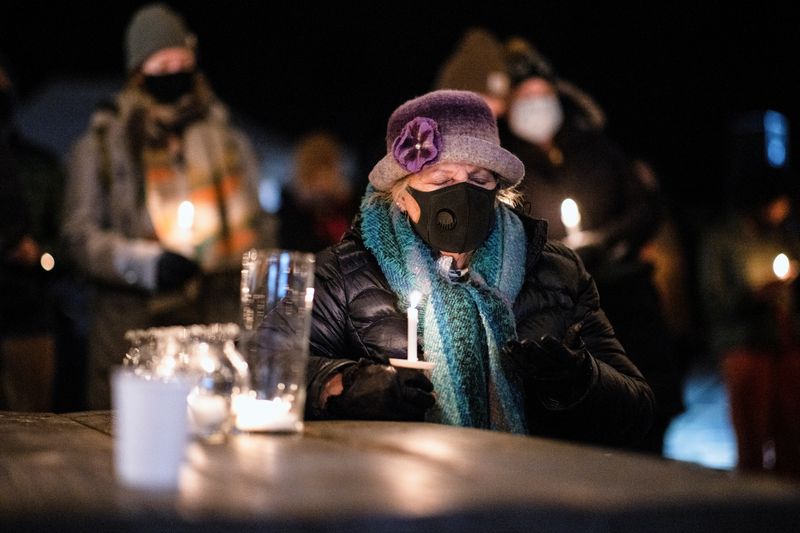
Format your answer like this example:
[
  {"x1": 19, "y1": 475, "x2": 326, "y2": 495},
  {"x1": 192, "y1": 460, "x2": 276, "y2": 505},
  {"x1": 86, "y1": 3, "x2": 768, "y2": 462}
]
[
  {"x1": 177, "y1": 200, "x2": 195, "y2": 255},
  {"x1": 773, "y1": 253, "x2": 791, "y2": 280},
  {"x1": 233, "y1": 394, "x2": 299, "y2": 432},
  {"x1": 407, "y1": 290, "x2": 422, "y2": 362},
  {"x1": 407, "y1": 307, "x2": 419, "y2": 362},
  {"x1": 187, "y1": 393, "x2": 229, "y2": 434},
  {"x1": 560, "y1": 198, "x2": 581, "y2": 237}
]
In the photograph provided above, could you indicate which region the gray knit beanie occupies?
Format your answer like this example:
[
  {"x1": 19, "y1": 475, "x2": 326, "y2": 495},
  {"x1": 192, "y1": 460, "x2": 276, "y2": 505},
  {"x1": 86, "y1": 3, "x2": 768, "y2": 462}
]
[
  {"x1": 433, "y1": 27, "x2": 510, "y2": 99},
  {"x1": 125, "y1": 3, "x2": 196, "y2": 72},
  {"x1": 368, "y1": 90, "x2": 524, "y2": 191}
]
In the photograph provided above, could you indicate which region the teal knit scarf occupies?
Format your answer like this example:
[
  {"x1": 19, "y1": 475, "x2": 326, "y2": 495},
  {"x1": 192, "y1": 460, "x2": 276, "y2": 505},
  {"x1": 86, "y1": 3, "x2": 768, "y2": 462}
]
[{"x1": 360, "y1": 188, "x2": 528, "y2": 433}]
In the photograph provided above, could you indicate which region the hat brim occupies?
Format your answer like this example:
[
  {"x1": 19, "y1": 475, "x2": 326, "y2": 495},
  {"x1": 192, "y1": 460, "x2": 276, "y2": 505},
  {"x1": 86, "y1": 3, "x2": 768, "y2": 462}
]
[{"x1": 368, "y1": 135, "x2": 524, "y2": 192}]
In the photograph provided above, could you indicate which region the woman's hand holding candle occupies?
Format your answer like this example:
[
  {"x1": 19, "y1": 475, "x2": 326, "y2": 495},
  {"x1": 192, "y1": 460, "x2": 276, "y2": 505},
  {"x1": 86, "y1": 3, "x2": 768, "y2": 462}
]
[{"x1": 324, "y1": 360, "x2": 435, "y2": 421}]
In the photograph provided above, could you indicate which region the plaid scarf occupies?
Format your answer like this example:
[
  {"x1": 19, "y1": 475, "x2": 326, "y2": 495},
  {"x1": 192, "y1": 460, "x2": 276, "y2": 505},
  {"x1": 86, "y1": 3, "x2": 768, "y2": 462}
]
[{"x1": 119, "y1": 82, "x2": 258, "y2": 272}]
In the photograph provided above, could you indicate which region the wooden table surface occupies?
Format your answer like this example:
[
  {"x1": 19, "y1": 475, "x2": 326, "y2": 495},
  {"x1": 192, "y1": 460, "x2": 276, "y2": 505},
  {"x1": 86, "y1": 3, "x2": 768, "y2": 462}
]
[{"x1": 2, "y1": 411, "x2": 799, "y2": 532}]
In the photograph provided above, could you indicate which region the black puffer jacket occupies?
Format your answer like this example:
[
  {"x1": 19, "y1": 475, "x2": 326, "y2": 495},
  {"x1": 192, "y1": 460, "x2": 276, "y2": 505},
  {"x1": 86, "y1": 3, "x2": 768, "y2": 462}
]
[{"x1": 301, "y1": 211, "x2": 654, "y2": 446}]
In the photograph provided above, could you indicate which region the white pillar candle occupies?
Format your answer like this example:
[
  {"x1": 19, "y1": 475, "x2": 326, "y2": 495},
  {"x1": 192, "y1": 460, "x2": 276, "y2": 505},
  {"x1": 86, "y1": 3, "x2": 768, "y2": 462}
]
[{"x1": 407, "y1": 290, "x2": 422, "y2": 362}]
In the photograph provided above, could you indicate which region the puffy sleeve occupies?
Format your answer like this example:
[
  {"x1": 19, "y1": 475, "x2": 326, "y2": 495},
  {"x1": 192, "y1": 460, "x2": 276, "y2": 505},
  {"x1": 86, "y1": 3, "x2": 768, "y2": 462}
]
[{"x1": 517, "y1": 241, "x2": 656, "y2": 446}]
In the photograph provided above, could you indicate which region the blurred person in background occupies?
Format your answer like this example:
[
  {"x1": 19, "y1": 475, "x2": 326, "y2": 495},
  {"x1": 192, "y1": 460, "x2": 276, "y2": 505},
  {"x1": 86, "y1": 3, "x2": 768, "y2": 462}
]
[
  {"x1": 499, "y1": 36, "x2": 683, "y2": 454},
  {"x1": 278, "y1": 131, "x2": 356, "y2": 253},
  {"x1": 0, "y1": 55, "x2": 66, "y2": 411},
  {"x1": 61, "y1": 3, "x2": 273, "y2": 409},
  {"x1": 699, "y1": 166, "x2": 800, "y2": 480},
  {"x1": 432, "y1": 27, "x2": 510, "y2": 119}
]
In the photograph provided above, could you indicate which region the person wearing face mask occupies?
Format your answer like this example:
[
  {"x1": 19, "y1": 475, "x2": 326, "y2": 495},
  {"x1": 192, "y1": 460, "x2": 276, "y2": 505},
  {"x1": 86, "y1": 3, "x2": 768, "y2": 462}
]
[
  {"x1": 61, "y1": 3, "x2": 273, "y2": 409},
  {"x1": 260, "y1": 90, "x2": 654, "y2": 447},
  {"x1": 500, "y1": 37, "x2": 684, "y2": 455}
]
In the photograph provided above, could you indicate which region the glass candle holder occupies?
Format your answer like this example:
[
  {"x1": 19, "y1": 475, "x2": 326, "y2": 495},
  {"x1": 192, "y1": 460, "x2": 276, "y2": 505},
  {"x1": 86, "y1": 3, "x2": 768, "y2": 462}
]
[
  {"x1": 185, "y1": 323, "x2": 249, "y2": 442},
  {"x1": 237, "y1": 249, "x2": 315, "y2": 433},
  {"x1": 123, "y1": 324, "x2": 249, "y2": 443}
]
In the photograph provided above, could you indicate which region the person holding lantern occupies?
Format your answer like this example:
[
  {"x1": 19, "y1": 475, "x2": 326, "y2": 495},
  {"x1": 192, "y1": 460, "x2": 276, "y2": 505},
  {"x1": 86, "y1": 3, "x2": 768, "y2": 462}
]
[
  {"x1": 282, "y1": 89, "x2": 654, "y2": 447},
  {"x1": 61, "y1": 3, "x2": 272, "y2": 409}
]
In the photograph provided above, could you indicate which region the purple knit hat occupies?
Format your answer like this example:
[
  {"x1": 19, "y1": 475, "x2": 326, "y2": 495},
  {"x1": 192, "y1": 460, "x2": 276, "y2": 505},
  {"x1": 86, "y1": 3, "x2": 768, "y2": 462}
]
[{"x1": 368, "y1": 90, "x2": 524, "y2": 191}]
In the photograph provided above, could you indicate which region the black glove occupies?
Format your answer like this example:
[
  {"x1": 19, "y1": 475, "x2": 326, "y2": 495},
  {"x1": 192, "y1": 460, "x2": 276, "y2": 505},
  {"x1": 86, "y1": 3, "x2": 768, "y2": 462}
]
[
  {"x1": 156, "y1": 251, "x2": 200, "y2": 291},
  {"x1": 325, "y1": 360, "x2": 435, "y2": 421},
  {"x1": 503, "y1": 329, "x2": 592, "y2": 405},
  {"x1": 528, "y1": 334, "x2": 590, "y2": 382}
]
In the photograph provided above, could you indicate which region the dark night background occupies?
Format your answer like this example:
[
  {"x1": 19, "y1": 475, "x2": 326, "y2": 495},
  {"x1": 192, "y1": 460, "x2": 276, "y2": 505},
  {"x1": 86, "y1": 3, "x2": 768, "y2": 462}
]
[{"x1": 2, "y1": 1, "x2": 799, "y2": 220}]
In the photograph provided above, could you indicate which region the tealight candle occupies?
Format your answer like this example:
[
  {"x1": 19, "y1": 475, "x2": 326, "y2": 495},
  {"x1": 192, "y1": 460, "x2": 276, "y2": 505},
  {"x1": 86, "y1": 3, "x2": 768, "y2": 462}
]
[
  {"x1": 187, "y1": 392, "x2": 229, "y2": 436},
  {"x1": 232, "y1": 393, "x2": 300, "y2": 432}
]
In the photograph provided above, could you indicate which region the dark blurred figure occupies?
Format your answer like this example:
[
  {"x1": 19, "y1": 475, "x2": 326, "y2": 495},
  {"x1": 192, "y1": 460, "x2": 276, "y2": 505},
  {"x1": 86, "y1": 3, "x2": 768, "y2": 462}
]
[
  {"x1": 0, "y1": 55, "x2": 67, "y2": 411},
  {"x1": 699, "y1": 111, "x2": 800, "y2": 480},
  {"x1": 499, "y1": 36, "x2": 684, "y2": 454},
  {"x1": 433, "y1": 27, "x2": 510, "y2": 119},
  {"x1": 61, "y1": 3, "x2": 273, "y2": 409},
  {"x1": 635, "y1": 159, "x2": 697, "y2": 377},
  {"x1": 278, "y1": 131, "x2": 355, "y2": 252}
]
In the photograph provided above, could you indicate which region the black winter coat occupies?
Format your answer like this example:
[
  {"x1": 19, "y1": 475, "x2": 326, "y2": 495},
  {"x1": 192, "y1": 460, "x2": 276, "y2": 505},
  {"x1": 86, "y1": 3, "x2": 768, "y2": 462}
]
[{"x1": 300, "y1": 211, "x2": 654, "y2": 446}]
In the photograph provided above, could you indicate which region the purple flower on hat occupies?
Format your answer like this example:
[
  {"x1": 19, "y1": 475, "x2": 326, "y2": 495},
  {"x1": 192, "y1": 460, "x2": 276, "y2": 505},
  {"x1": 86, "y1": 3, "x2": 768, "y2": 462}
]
[{"x1": 392, "y1": 117, "x2": 442, "y2": 173}]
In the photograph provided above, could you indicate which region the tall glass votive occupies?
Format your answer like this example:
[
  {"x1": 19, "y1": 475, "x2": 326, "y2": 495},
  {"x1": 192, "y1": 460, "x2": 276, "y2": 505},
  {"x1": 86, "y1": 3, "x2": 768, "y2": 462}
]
[{"x1": 237, "y1": 249, "x2": 315, "y2": 433}]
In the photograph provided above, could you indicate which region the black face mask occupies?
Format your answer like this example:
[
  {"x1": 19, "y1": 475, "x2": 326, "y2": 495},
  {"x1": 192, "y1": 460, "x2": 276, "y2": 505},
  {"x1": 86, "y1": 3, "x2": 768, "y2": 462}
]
[
  {"x1": 407, "y1": 182, "x2": 498, "y2": 253},
  {"x1": 143, "y1": 70, "x2": 195, "y2": 104}
]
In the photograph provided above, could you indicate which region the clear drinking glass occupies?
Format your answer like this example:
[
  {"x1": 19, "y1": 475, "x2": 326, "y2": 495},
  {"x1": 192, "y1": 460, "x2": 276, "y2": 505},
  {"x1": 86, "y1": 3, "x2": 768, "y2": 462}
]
[{"x1": 237, "y1": 249, "x2": 315, "y2": 432}]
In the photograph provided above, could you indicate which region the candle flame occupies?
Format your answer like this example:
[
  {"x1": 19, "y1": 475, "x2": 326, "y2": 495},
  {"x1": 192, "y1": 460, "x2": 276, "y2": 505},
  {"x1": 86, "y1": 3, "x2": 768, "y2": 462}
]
[
  {"x1": 178, "y1": 200, "x2": 195, "y2": 230},
  {"x1": 560, "y1": 198, "x2": 581, "y2": 230},
  {"x1": 409, "y1": 290, "x2": 422, "y2": 309},
  {"x1": 773, "y1": 253, "x2": 791, "y2": 280},
  {"x1": 40, "y1": 252, "x2": 55, "y2": 271}
]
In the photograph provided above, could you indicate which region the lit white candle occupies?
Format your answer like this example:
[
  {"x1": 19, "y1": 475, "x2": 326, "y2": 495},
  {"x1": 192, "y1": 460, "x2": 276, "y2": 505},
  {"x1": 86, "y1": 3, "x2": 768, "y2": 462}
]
[
  {"x1": 773, "y1": 253, "x2": 791, "y2": 280},
  {"x1": 407, "y1": 290, "x2": 422, "y2": 362},
  {"x1": 232, "y1": 393, "x2": 300, "y2": 432},
  {"x1": 177, "y1": 200, "x2": 195, "y2": 255},
  {"x1": 560, "y1": 198, "x2": 581, "y2": 237},
  {"x1": 177, "y1": 200, "x2": 195, "y2": 230},
  {"x1": 40, "y1": 252, "x2": 55, "y2": 272}
]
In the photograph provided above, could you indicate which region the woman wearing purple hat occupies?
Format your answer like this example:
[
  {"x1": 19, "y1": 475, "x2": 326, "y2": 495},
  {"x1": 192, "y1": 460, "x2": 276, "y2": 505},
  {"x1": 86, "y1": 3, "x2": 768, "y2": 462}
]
[{"x1": 283, "y1": 89, "x2": 654, "y2": 446}]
